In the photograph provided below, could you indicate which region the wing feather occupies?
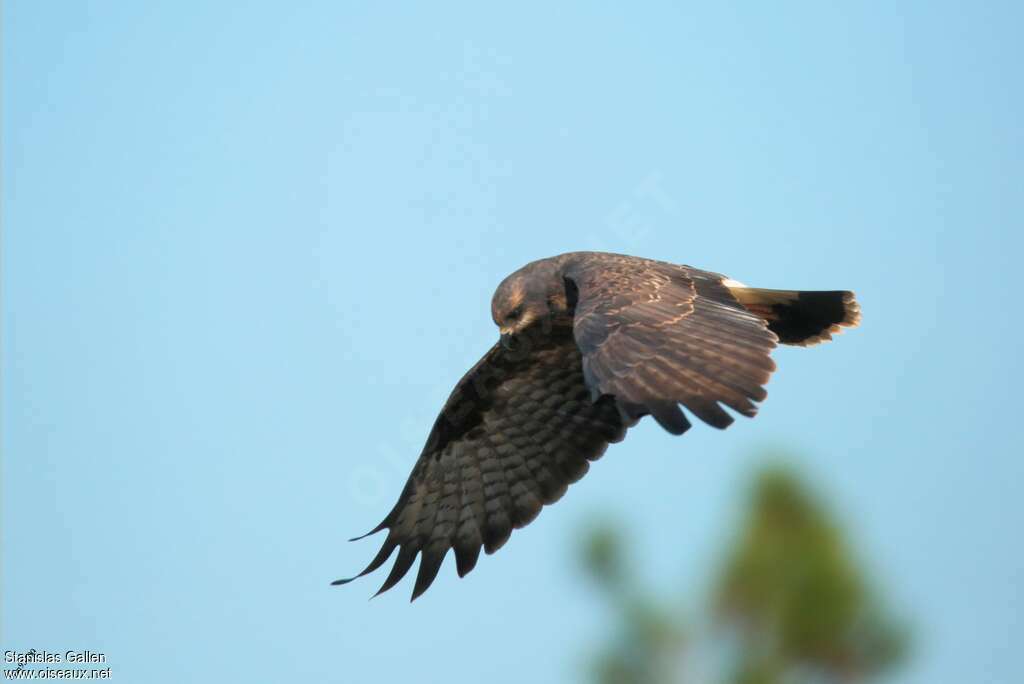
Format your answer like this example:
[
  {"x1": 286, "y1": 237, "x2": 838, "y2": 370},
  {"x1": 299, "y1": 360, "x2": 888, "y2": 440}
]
[
  {"x1": 336, "y1": 326, "x2": 627, "y2": 600},
  {"x1": 564, "y1": 254, "x2": 778, "y2": 431}
]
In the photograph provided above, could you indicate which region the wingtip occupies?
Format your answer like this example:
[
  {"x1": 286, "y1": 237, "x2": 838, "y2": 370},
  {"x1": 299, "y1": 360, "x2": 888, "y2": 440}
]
[
  {"x1": 348, "y1": 516, "x2": 392, "y2": 542},
  {"x1": 348, "y1": 527, "x2": 383, "y2": 543}
]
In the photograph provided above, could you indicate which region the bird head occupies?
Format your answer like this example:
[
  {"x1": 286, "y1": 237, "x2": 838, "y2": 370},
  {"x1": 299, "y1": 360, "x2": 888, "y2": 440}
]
[{"x1": 491, "y1": 260, "x2": 569, "y2": 350}]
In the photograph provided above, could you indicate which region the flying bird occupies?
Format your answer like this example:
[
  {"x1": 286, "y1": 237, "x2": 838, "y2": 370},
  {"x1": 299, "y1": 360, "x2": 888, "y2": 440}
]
[{"x1": 335, "y1": 251, "x2": 861, "y2": 600}]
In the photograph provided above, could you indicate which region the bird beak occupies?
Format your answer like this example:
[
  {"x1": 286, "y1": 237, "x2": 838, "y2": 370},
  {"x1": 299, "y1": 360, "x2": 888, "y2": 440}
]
[{"x1": 500, "y1": 332, "x2": 516, "y2": 351}]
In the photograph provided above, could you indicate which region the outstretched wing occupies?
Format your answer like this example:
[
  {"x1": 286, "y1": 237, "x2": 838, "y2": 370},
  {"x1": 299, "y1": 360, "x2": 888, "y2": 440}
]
[
  {"x1": 564, "y1": 255, "x2": 778, "y2": 434},
  {"x1": 335, "y1": 326, "x2": 627, "y2": 600}
]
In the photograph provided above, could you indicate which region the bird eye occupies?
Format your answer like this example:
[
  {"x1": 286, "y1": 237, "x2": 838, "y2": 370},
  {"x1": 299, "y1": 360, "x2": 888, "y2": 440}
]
[{"x1": 507, "y1": 305, "x2": 523, "y2": 321}]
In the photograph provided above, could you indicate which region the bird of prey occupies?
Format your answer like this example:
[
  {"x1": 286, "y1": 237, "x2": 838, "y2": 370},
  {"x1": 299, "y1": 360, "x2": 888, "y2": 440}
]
[{"x1": 335, "y1": 251, "x2": 861, "y2": 600}]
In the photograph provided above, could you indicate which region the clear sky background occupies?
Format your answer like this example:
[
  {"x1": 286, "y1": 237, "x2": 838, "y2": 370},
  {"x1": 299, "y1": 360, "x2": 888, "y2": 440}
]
[{"x1": 3, "y1": 2, "x2": 1021, "y2": 682}]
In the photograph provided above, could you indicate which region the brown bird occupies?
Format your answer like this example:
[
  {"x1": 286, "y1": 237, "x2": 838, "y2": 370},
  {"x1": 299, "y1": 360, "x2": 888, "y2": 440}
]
[{"x1": 335, "y1": 251, "x2": 861, "y2": 600}]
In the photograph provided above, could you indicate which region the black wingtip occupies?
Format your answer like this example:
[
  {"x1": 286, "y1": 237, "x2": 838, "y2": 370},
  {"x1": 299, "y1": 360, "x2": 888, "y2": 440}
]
[
  {"x1": 348, "y1": 525, "x2": 386, "y2": 542},
  {"x1": 371, "y1": 546, "x2": 417, "y2": 598},
  {"x1": 347, "y1": 513, "x2": 394, "y2": 542},
  {"x1": 408, "y1": 580, "x2": 432, "y2": 602},
  {"x1": 333, "y1": 537, "x2": 401, "y2": 591}
]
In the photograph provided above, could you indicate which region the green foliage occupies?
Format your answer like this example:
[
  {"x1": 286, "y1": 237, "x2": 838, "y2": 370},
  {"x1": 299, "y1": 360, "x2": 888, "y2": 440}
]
[
  {"x1": 591, "y1": 598, "x2": 687, "y2": 684},
  {"x1": 714, "y1": 465, "x2": 907, "y2": 682},
  {"x1": 578, "y1": 460, "x2": 909, "y2": 684},
  {"x1": 583, "y1": 522, "x2": 629, "y2": 592},
  {"x1": 580, "y1": 520, "x2": 687, "y2": 684}
]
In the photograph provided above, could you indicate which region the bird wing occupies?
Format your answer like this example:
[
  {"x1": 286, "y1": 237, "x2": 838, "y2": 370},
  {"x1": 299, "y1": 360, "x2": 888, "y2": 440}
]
[
  {"x1": 564, "y1": 255, "x2": 778, "y2": 434},
  {"x1": 336, "y1": 327, "x2": 627, "y2": 600}
]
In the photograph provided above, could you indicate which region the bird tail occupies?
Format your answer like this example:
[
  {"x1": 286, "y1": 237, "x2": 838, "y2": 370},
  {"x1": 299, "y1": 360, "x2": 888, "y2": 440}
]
[{"x1": 726, "y1": 286, "x2": 861, "y2": 346}]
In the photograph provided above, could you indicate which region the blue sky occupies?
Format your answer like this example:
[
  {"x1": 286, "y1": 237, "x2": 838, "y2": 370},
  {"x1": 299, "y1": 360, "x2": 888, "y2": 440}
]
[{"x1": 3, "y1": 2, "x2": 1021, "y2": 682}]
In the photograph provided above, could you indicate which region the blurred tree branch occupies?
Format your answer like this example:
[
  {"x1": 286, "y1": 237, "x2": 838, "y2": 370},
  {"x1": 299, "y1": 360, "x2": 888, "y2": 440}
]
[
  {"x1": 578, "y1": 459, "x2": 909, "y2": 684},
  {"x1": 581, "y1": 520, "x2": 688, "y2": 684}
]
